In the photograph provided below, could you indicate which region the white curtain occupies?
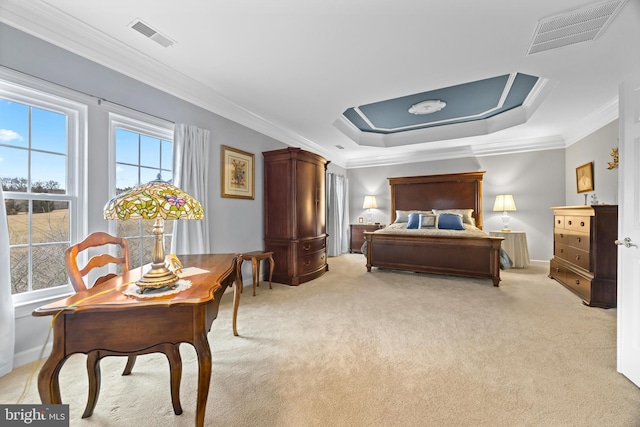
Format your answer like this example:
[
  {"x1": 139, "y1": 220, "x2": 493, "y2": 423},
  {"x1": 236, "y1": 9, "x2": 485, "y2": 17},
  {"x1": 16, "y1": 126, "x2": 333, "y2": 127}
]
[
  {"x1": 326, "y1": 173, "x2": 349, "y2": 256},
  {"x1": 171, "y1": 124, "x2": 212, "y2": 255},
  {"x1": 0, "y1": 186, "x2": 15, "y2": 377}
]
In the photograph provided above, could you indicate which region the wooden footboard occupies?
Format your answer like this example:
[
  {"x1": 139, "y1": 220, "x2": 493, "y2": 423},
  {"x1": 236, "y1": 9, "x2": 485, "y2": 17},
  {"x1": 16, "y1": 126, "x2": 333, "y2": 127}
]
[{"x1": 364, "y1": 232, "x2": 503, "y2": 286}]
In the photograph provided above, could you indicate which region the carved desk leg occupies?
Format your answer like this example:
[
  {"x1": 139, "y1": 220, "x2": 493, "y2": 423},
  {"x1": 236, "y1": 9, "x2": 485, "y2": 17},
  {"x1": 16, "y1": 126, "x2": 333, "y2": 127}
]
[{"x1": 193, "y1": 323, "x2": 212, "y2": 427}]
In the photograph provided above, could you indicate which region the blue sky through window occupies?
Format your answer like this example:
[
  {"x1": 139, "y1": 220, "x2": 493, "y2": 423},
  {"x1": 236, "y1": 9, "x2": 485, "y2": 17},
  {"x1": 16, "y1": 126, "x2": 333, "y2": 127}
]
[{"x1": 0, "y1": 98, "x2": 67, "y2": 192}]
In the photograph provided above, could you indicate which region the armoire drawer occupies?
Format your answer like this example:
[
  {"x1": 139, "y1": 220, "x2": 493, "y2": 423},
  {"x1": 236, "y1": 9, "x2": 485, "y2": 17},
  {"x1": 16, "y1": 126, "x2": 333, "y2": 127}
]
[
  {"x1": 297, "y1": 238, "x2": 326, "y2": 254},
  {"x1": 298, "y1": 250, "x2": 326, "y2": 274}
]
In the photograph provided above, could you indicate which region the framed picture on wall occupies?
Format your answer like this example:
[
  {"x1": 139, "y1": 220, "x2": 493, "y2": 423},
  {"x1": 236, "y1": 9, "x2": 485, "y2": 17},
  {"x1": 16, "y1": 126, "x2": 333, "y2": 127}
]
[
  {"x1": 221, "y1": 145, "x2": 254, "y2": 199},
  {"x1": 576, "y1": 161, "x2": 594, "y2": 193}
]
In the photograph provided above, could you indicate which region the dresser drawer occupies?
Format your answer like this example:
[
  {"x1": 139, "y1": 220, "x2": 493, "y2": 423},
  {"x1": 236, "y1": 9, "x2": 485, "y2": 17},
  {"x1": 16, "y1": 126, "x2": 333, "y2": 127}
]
[
  {"x1": 566, "y1": 246, "x2": 590, "y2": 270},
  {"x1": 555, "y1": 230, "x2": 589, "y2": 251},
  {"x1": 298, "y1": 237, "x2": 326, "y2": 254},
  {"x1": 565, "y1": 269, "x2": 592, "y2": 301},
  {"x1": 555, "y1": 244, "x2": 590, "y2": 270},
  {"x1": 554, "y1": 231, "x2": 568, "y2": 245},
  {"x1": 549, "y1": 259, "x2": 567, "y2": 283},
  {"x1": 565, "y1": 216, "x2": 590, "y2": 232},
  {"x1": 298, "y1": 250, "x2": 326, "y2": 274},
  {"x1": 566, "y1": 232, "x2": 590, "y2": 251}
]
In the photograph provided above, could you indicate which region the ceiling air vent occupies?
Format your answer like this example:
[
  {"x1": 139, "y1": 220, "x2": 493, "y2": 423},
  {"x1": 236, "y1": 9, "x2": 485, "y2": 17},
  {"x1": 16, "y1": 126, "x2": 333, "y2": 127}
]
[
  {"x1": 129, "y1": 19, "x2": 175, "y2": 48},
  {"x1": 526, "y1": 0, "x2": 626, "y2": 55}
]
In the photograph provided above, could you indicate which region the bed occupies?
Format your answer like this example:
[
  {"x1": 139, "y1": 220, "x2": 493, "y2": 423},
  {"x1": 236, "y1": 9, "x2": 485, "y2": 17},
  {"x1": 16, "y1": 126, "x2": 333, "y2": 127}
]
[{"x1": 363, "y1": 171, "x2": 503, "y2": 286}]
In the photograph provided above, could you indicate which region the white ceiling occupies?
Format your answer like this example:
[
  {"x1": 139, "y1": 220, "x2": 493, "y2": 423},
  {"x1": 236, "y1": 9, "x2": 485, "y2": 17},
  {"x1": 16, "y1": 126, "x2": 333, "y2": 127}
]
[{"x1": 1, "y1": 0, "x2": 639, "y2": 168}]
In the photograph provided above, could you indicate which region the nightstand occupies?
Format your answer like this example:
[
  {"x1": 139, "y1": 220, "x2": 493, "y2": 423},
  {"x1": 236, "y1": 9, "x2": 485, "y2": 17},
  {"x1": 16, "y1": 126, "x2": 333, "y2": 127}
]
[
  {"x1": 350, "y1": 224, "x2": 384, "y2": 253},
  {"x1": 489, "y1": 230, "x2": 530, "y2": 268}
]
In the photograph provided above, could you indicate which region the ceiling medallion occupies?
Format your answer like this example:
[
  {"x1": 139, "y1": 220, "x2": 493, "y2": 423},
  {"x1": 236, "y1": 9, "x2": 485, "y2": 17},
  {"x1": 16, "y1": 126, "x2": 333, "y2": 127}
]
[{"x1": 408, "y1": 100, "x2": 447, "y2": 115}]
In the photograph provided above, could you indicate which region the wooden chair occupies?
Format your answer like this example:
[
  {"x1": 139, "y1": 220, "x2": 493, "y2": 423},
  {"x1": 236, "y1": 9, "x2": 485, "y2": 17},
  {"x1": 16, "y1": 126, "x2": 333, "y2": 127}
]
[{"x1": 65, "y1": 232, "x2": 182, "y2": 418}]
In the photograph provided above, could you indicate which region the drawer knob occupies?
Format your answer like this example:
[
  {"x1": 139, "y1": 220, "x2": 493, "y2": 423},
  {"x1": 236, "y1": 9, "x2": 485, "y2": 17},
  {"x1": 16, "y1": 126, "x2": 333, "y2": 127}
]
[
  {"x1": 575, "y1": 279, "x2": 580, "y2": 285},
  {"x1": 568, "y1": 220, "x2": 572, "y2": 225},
  {"x1": 575, "y1": 255, "x2": 580, "y2": 260},
  {"x1": 303, "y1": 260, "x2": 311, "y2": 267},
  {"x1": 560, "y1": 249, "x2": 564, "y2": 253},
  {"x1": 560, "y1": 233, "x2": 564, "y2": 238},
  {"x1": 580, "y1": 221, "x2": 585, "y2": 227},
  {"x1": 576, "y1": 237, "x2": 581, "y2": 243},
  {"x1": 303, "y1": 244, "x2": 311, "y2": 251},
  {"x1": 555, "y1": 268, "x2": 560, "y2": 272}
]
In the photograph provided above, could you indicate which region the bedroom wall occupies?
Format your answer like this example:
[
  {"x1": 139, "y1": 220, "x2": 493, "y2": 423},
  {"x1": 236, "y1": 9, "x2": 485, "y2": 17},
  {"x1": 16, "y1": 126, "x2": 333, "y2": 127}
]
[
  {"x1": 0, "y1": 23, "x2": 290, "y2": 366},
  {"x1": 347, "y1": 149, "x2": 566, "y2": 263},
  {"x1": 565, "y1": 120, "x2": 619, "y2": 206}
]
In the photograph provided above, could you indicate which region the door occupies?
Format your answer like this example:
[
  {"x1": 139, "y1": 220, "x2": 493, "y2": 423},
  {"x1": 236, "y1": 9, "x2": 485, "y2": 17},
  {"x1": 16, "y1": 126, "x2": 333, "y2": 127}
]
[{"x1": 617, "y1": 73, "x2": 640, "y2": 387}]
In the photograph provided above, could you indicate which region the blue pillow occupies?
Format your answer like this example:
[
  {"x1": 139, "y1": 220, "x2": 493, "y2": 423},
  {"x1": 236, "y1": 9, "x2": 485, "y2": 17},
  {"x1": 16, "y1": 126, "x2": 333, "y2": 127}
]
[
  {"x1": 407, "y1": 212, "x2": 421, "y2": 229},
  {"x1": 436, "y1": 213, "x2": 464, "y2": 230}
]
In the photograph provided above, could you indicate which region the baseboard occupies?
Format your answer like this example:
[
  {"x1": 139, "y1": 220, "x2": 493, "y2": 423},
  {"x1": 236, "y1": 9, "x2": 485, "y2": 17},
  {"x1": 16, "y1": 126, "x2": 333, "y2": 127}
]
[{"x1": 13, "y1": 341, "x2": 52, "y2": 369}]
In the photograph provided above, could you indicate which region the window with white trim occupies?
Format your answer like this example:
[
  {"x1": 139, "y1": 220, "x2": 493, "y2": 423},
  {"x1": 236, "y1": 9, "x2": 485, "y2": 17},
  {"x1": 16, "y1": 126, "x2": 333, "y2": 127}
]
[
  {"x1": 109, "y1": 113, "x2": 173, "y2": 268},
  {"x1": 0, "y1": 74, "x2": 85, "y2": 304}
]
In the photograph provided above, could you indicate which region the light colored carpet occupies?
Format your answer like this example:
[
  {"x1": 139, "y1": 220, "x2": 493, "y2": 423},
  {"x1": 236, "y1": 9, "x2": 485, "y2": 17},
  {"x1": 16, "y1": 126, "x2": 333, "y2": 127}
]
[{"x1": 2, "y1": 254, "x2": 639, "y2": 426}]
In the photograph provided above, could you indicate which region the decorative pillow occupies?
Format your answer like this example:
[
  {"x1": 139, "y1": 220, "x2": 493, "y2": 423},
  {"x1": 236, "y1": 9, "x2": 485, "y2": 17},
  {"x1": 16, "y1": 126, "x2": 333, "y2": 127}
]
[
  {"x1": 394, "y1": 210, "x2": 411, "y2": 223},
  {"x1": 436, "y1": 212, "x2": 465, "y2": 230},
  {"x1": 419, "y1": 213, "x2": 436, "y2": 228},
  {"x1": 407, "y1": 212, "x2": 421, "y2": 229},
  {"x1": 395, "y1": 210, "x2": 431, "y2": 223},
  {"x1": 433, "y1": 209, "x2": 475, "y2": 226}
]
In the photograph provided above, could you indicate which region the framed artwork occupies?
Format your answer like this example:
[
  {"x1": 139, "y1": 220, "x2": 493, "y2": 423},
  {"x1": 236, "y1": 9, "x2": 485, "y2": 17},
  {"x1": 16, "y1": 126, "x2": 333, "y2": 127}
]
[
  {"x1": 221, "y1": 145, "x2": 254, "y2": 199},
  {"x1": 576, "y1": 161, "x2": 594, "y2": 193}
]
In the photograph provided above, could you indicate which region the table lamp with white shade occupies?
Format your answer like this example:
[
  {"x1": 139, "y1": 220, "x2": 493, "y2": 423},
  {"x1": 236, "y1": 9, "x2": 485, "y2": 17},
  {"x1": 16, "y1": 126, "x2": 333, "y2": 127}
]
[
  {"x1": 493, "y1": 194, "x2": 517, "y2": 232},
  {"x1": 362, "y1": 195, "x2": 377, "y2": 224}
]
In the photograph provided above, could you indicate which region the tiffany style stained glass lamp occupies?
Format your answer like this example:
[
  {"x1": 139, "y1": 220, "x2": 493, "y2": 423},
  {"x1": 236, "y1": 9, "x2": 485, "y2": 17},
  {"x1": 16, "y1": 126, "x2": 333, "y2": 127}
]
[{"x1": 103, "y1": 178, "x2": 204, "y2": 293}]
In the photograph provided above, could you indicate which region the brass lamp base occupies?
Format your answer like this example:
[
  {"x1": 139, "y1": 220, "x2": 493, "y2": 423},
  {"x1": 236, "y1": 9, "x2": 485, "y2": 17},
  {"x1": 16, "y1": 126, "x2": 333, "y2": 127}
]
[
  {"x1": 501, "y1": 228, "x2": 512, "y2": 232},
  {"x1": 136, "y1": 266, "x2": 179, "y2": 294}
]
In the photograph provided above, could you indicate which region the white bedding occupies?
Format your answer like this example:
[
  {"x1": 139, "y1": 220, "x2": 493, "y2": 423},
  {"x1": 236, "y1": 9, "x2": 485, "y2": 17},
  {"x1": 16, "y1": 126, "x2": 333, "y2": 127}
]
[{"x1": 372, "y1": 222, "x2": 491, "y2": 238}]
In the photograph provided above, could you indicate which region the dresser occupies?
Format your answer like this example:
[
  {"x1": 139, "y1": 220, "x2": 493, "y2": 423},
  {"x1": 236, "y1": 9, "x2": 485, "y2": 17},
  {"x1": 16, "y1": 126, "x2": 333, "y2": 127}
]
[
  {"x1": 263, "y1": 148, "x2": 329, "y2": 285},
  {"x1": 549, "y1": 205, "x2": 618, "y2": 308},
  {"x1": 350, "y1": 224, "x2": 384, "y2": 253}
]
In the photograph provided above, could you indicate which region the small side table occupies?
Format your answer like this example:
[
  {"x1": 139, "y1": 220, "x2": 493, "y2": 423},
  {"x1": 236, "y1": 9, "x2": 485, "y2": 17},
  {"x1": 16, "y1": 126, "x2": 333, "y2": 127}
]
[
  {"x1": 241, "y1": 251, "x2": 274, "y2": 296},
  {"x1": 489, "y1": 231, "x2": 530, "y2": 268},
  {"x1": 350, "y1": 224, "x2": 385, "y2": 253}
]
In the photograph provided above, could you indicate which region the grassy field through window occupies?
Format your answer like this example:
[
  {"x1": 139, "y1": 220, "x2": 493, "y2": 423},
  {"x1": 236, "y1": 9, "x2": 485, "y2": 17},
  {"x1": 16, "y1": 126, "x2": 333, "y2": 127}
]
[{"x1": 7, "y1": 208, "x2": 164, "y2": 294}]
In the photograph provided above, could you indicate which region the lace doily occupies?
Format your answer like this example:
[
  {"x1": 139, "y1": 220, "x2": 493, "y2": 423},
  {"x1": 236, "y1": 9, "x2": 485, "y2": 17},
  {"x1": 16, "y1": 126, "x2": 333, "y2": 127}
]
[{"x1": 122, "y1": 279, "x2": 192, "y2": 299}]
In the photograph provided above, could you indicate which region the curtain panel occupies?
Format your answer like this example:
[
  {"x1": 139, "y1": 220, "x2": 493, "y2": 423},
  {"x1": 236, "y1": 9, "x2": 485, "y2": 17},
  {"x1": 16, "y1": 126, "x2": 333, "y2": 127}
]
[
  {"x1": 326, "y1": 173, "x2": 349, "y2": 256},
  {"x1": 0, "y1": 186, "x2": 15, "y2": 376},
  {"x1": 171, "y1": 124, "x2": 212, "y2": 255}
]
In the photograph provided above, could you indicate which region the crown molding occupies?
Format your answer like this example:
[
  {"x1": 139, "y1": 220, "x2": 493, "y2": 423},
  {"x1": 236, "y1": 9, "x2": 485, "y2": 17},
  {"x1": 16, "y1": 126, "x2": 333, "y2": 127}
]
[
  {"x1": 563, "y1": 97, "x2": 618, "y2": 146},
  {"x1": 0, "y1": 0, "x2": 338, "y2": 164},
  {"x1": 472, "y1": 135, "x2": 566, "y2": 157},
  {"x1": 345, "y1": 135, "x2": 566, "y2": 168}
]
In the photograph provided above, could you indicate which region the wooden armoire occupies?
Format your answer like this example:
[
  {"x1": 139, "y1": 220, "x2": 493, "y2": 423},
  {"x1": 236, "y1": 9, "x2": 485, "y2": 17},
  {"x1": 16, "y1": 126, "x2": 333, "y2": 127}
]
[{"x1": 263, "y1": 147, "x2": 329, "y2": 285}]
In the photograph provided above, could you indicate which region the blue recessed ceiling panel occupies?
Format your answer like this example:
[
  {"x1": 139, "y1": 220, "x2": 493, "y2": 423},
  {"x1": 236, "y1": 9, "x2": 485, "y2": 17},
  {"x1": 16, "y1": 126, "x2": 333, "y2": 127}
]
[{"x1": 336, "y1": 72, "x2": 542, "y2": 148}]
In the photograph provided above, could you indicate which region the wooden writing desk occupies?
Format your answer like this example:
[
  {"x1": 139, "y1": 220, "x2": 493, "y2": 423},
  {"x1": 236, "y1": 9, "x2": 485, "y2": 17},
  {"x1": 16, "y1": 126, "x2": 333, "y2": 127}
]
[{"x1": 33, "y1": 253, "x2": 242, "y2": 427}]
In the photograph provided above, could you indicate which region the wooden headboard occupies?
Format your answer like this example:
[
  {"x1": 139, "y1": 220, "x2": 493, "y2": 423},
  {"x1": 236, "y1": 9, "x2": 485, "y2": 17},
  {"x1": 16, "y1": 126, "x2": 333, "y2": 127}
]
[{"x1": 388, "y1": 171, "x2": 485, "y2": 229}]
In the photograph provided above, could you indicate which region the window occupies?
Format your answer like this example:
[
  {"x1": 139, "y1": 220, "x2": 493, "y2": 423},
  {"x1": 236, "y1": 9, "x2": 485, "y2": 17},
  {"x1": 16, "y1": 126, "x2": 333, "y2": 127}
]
[
  {"x1": 0, "y1": 72, "x2": 86, "y2": 303},
  {"x1": 109, "y1": 113, "x2": 173, "y2": 268}
]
